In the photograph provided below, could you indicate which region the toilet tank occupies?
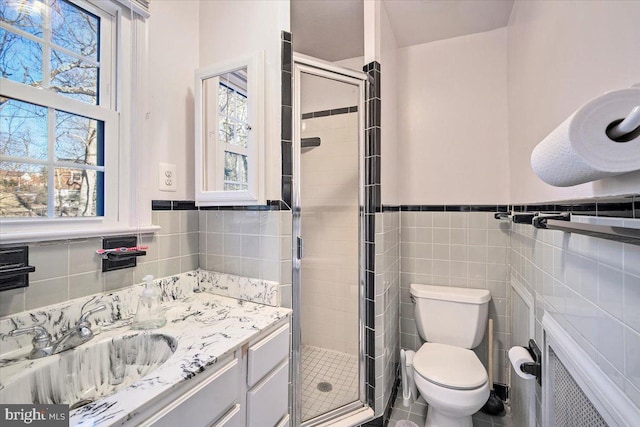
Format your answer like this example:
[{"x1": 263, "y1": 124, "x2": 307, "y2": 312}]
[{"x1": 410, "y1": 284, "x2": 491, "y2": 349}]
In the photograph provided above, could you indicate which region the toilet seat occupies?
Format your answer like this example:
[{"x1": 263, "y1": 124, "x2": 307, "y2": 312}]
[{"x1": 413, "y1": 343, "x2": 487, "y2": 390}]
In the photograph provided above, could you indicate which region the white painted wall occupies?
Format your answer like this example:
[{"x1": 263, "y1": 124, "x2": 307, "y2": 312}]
[
  {"x1": 508, "y1": 0, "x2": 640, "y2": 203},
  {"x1": 335, "y1": 56, "x2": 365, "y2": 74},
  {"x1": 397, "y1": 28, "x2": 509, "y2": 205},
  {"x1": 380, "y1": 2, "x2": 398, "y2": 205},
  {"x1": 198, "y1": 0, "x2": 289, "y2": 201},
  {"x1": 147, "y1": 1, "x2": 200, "y2": 200}
]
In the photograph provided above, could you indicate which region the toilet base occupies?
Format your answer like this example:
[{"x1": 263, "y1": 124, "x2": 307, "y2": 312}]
[{"x1": 425, "y1": 406, "x2": 472, "y2": 427}]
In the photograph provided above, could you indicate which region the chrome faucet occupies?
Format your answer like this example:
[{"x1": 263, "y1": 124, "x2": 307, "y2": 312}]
[{"x1": 8, "y1": 305, "x2": 106, "y2": 359}]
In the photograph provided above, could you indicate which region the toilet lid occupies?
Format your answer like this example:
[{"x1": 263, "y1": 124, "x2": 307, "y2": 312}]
[{"x1": 413, "y1": 343, "x2": 487, "y2": 390}]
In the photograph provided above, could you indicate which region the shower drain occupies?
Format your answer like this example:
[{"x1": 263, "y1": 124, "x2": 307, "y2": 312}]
[{"x1": 317, "y1": 382, "x2": 333, "y2": 392}]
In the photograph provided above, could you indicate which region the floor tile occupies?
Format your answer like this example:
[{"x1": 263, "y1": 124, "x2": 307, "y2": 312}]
[
  {"x1": 388, "y1": 385, "x2": 513, "y2": 427},
  {"x1": 302, "y1": 345, "x2": 359, "y2": 421}
]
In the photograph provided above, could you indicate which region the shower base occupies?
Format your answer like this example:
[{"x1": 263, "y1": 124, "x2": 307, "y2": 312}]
[{"x1": 302, "y1": 345, "x2": 359, "y2": 421}]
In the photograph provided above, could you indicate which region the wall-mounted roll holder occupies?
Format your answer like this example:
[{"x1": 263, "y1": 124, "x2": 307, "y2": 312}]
[
  {"x1": 606, "y1": 105, "x2": 640, "y2": 142},
  {"x1": 521, "y1": 339, "x2": 542, "y2": 386}
]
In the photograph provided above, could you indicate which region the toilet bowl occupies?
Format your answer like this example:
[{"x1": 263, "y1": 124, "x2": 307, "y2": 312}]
[
  {"x1": 408, "y1": 284, "x2": 492, "y2": 427},
  {"x1": 412, "y1": 343, "x2": 489, "y2": 427}
]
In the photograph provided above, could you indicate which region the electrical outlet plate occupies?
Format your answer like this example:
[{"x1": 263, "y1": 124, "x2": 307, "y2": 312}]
[{"x1": 159, "y1": 162, "x2": 177, "y2": 192}]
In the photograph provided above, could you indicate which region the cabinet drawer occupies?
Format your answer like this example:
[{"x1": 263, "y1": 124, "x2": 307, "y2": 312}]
[
  {"x1": 246, "y1": 361, "x2": 289, "y2": 427},
  {"x1": 247, "y1": 323, "x2": 289, "y2": 387},
  {"x1": 212, "y1": 404, "x2": 243, "y2": 427},
  {"x1": 144, "y1": 359, "x2": 239, "y2": 427}
]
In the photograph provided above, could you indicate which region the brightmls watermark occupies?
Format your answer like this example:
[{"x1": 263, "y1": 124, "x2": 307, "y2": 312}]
[{"x1": 1, "y1": 405, "x2": 69, "y2": 426}]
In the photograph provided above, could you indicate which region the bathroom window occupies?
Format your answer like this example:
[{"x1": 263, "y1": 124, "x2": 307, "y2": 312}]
[{"x1": 0, "y1": 0, "x2": 148, "y2": 241}]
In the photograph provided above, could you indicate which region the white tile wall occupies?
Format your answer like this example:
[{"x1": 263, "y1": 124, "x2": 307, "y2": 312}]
[
  {"x1": 399, "y1": 211, "x2": 512, "y2": 384},
  {"x1": 198, "y1": 210, "x2": 292, "y2": 307},
  {"x1": 299, "y1": 113, "x2": 359, "y2": 354},
  {"x1": 0, "y1": 210, "x2": 200, "y2": 318},
  {"x1": 374, "y1": 210, "x2": 400, "y2": 415},
  {"x1": 510, "y1": 215, "x2": 640, "y2": 410}
]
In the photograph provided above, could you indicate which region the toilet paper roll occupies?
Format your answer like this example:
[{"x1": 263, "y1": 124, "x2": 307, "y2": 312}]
[
  {"x1": 509, "y1": 346, "x2": 536, "y2": 380},
  {"x1": 531, "y1": 88, "x2": 640, "y2": 187}
]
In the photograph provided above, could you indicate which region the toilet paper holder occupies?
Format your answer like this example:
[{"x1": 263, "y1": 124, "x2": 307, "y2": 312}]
[{"x1": 520, "y1": 339, "x2": 542, "y2": 386}]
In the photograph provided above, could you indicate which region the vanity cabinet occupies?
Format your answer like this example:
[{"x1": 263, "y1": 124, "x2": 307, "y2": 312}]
[{"x1": 135, "y1": 319, "x2": 290, "y2": 427}]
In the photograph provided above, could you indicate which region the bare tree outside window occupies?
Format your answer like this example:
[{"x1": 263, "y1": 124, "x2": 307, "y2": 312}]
[
  {"x1": 0, "y1": 0, "x2": 104, "y2": 218},
  {"x1": 218, "y1": 73, "x2": 249, "y2": 191}
]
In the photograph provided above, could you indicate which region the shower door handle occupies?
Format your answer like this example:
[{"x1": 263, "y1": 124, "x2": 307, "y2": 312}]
[{"x1": 297, "y1": 236, "x2": 305, "y2": 260}]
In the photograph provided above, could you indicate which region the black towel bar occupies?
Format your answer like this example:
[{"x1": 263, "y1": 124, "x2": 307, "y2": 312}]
[{"x1": 535, "y1": 219, "x2": 640, "y2": 246}]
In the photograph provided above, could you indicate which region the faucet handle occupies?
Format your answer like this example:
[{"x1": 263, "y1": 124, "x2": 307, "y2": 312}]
[
  {"x1": 9, "y1": 325, "x2": 51, "y2": 339},
  {"x1": 8, "y1": 326, "x2": 52, "y2": 349},
  {"x1": 77, "y1": 304, "x2": 106, "y2": 327}
]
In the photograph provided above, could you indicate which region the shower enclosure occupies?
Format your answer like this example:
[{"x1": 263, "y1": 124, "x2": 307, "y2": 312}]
[{"x1": 291, "y1": 55, "x2": 367, "y2": 425}]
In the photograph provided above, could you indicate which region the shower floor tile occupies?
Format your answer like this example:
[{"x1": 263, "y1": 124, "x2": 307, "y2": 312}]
[{"x1": 302, "y1": 345, "x2": 359, "y2": 421}]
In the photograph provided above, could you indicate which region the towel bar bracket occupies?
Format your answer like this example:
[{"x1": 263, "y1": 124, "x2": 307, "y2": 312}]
[
  {"x1": 102, "y1": 236, "x2": 146, "y2": 272},
  {"x1": 0, "y1": 246, "x2": 36, "y2": 291}
]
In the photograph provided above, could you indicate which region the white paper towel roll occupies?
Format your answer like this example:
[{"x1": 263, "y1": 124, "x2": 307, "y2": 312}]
[
  {"x1": 509, "y1": 346, "x2": 536, "y2": 380},
  {"x1": 531, "y1": 88, "x2": 640, "y2": 186}
]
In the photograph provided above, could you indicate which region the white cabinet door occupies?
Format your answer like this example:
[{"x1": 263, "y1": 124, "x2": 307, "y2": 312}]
[
  {"x1": 246, "y1": 361, "x2": 289, "y2": 427},
  {"x1": 247, "y1": 324, "x2": 290, "y2": 387}
]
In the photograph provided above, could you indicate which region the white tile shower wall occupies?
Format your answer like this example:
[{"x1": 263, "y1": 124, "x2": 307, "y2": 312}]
[
  {"x1": 198, "y1": 210, "x2": 293, "y2": 308},
  {"x1": 299, "y1": 113, "x2": 359, "y2": 354},
  {"x1": 399, "y1": 211, "x2": 512, "y2": 384},
  {"x1": 374, "y1": 210, "x2": 400, "y2": 414},
  {"x1": 0, "y1": 210, "x2": 199, "y2": 318},
  {"x1": 510, "y1": 215, "x2": 640, "y2": 412}
]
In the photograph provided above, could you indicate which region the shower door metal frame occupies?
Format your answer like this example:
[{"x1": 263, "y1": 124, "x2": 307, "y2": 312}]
[{"x1": 291, "y1": 53, "x2": 367, "y2": 427}]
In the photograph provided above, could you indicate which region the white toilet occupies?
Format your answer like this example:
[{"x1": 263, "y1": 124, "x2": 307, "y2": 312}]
[{"x1": 409, "y1": 283, "x2": 491, "y2": 427}]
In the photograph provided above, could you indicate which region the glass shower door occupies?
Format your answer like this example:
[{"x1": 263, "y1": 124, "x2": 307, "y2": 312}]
[{"x1": 292, "y1": 62, "x2": 365, "y2": 425}]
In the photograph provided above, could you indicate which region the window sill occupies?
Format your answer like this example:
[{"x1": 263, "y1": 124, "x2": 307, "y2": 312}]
[{"x1": 0, "y1": 225, "x2": 160, "y2": 245}]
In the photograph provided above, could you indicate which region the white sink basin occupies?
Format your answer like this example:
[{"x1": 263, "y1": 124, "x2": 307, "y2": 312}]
[{"x1": 0, "y1": 333, "x2": 177, "y2": 409}]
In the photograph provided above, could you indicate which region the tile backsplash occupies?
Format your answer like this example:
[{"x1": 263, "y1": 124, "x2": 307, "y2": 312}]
[
  {"x1": 0, "y1": 207, "x2": 298, "y2": 319},
  {"x1": 0, "y1": 210, "x2": 199, "y2": 318},
  {"x1": 198, "y1": 209, "x2": 292, "y2": 308},
  {"x1": 0, "y1": 269, "x2": 280, "y2": 356}
]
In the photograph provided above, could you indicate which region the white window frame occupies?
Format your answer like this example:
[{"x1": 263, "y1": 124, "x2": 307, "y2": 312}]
[{"x1": 0, "y1": 0, "x2": 157, "y2": 243}]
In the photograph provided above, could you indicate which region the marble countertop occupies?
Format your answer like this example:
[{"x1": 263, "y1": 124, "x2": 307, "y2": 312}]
[{"x1": 0, "y1": 292, "x2": 291, "y2": 426}]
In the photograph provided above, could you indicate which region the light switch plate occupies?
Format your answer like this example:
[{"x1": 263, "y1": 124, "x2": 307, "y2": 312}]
[{"x1": 159, "y1": 162, "x2": 177, "y2": 192}]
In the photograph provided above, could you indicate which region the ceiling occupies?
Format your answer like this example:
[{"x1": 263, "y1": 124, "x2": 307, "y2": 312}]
[
  {"x1": 383, "y1": 0, "x2": 515, "y2": 48},
  {"x1": 290, "y1": 0, "x2": 515, "y2": 61},
  {"x1": 291, "y1": 0, "x2": 364, "y2": 62}
]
